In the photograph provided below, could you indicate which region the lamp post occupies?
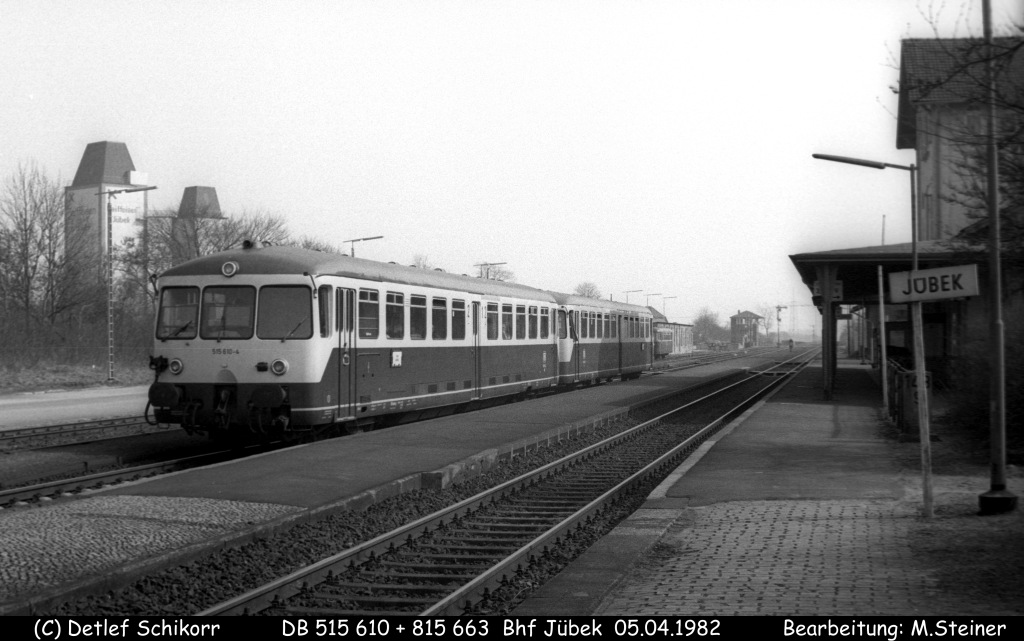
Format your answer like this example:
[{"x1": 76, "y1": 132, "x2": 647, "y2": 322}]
[
  {"x1": 343, "y1": 235, "x2": 383, "y2": 257},
  {"x1": 623, "y1": 290, "x2": 641, "y2": 304},
  {"x1": 97, "y1": 185, "x2": 157, "y2": 384},
  {"x1": 812, "y1": 152, "x2": 934, "y2": 516},
  {"x1": 474, "y1": 262, "x2": 507, "y2": 279},
  {"x1": 661, "y1": 295, "x2": 677, "y2": 316},
  {"x1": 645, "y1": 293, "x2": 661, "y2": 307},
  {"x1": 978, "y1": 0, "x2": 1015, "y2": 514}
]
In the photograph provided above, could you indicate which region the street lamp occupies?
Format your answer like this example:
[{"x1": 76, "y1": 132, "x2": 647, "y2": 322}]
[
  {"x1": 343, "y1": 235, "x2": 383, "y2": 257},
  {"x1": 813, "y1": 152, "x2": 934, "y2": 515},
  {"x1": 645, "y1": 293, "x2": 661, "y2": 307},
  {"x1": 474, "y1": 262, "x2": 507, "y2": 279},
  {"x1": 97, "y1": 185, "x2": 157, "y2": 384},
  {"x1": 623, "y1": 289, "x2": 641, "y2": 304},
  {"x1": 661, "y1": 295, "x2": 677, "y2": 316}
]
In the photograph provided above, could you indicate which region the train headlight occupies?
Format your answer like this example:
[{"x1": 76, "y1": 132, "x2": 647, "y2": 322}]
[
  {"x1": 168, "y1": 358, "x2": 185, "y2": 375},
  {"x1": 270, "y1": 359, "x2": 289, "y2": 376},
  {"x1": 221, "y1": 261, "x2": 240, "y2": 277}
]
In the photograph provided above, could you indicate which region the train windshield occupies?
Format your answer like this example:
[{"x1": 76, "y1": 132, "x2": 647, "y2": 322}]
[
  {"x1": 257, "y1": 286, "x2": 313, "y2": 340},
  {"x1": 156, "y1": 287, "x2": 199, "y2": 340},
  {"x1": 200, "y1": 286, "x2": 256, "y2": 340}
]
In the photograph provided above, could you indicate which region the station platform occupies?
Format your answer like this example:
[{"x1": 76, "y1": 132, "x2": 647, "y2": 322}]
[
  {"x1": 513, "y1": 360, "x2": 1024, "y2": 616},
  {"x1": 0, "y1": 359, "x2": 755, "y2": 614}
]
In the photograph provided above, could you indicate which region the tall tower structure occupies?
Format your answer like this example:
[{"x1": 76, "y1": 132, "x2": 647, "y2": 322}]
[
  {"x1": 171, "y1": 186, "x2": 223, "y2": 264},
  {"x1": 64, "y1": 141, "x2": 152, "y2": 266}
]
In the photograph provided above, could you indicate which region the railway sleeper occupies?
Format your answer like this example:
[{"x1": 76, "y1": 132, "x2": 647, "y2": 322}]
[
  {"x1": 393, "y1": 544, "x2": 505, "y2": 557},
  {"x1": 376, "y1": 560, "x2": 492, "y2": 571},
  {"x1": 304, "y1": 593, "x2": 437, "y2": 607},
  {"x1": 411, "y1": 543, "x2": 521, "y2": 554},
  {"x1": 445, "y1": 528, "x2": 547, "y2": 537},
  {"x1": 342, "y1": 571, "x2": 475, "y2": 583},
  {"x1": 318, "y1": 583, "x2": 451, "y2": 595},
  {"x1": 282, "y1": 606, "x2": 419, "y2": 617}
]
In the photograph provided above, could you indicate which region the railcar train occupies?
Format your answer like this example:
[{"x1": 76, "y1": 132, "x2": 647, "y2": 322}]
[{"x1": 147, "y1": 243, "x2": 655, "y2": 440}]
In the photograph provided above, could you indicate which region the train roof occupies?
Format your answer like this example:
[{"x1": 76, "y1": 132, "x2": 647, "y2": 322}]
[
  {"x1": 549, "y1": 292, "x2": 651, "y2": 315},
  {"x1": 159, "y1": 245, "x2": 653, "y2": 314},
  {"x1": 159, "y1": 244, "x2": 564, "y2": 302}
]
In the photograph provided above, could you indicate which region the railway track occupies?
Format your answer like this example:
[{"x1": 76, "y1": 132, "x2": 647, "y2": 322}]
[
  {"x1": 0, "y1": 415, "x2": 160, "y2": 451},
  {"x1": 199, "y1": 349, "x2": 818, "y2": 616},
  {"x1": 1, "y1": 347, "x2": 784, "y2": 505}
]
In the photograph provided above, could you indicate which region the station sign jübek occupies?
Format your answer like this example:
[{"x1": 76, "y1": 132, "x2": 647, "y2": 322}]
[{"x1": 888, "y1": 264, "x2": 980, "y2": 303}]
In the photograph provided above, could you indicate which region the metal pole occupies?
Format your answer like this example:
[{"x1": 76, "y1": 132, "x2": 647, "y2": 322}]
[
  {"x1": 979, "y1": 0, "x2": 1016, "y2": 514},
  {"x1": 106, "y1": 195, "x2": 115, "y2": 383},
  {"x1": 879, "y1": 266, "x2": 889, "y2": 417},
  {"x1": 906, "y1": 161, "x2": 934, "y2": 517}
]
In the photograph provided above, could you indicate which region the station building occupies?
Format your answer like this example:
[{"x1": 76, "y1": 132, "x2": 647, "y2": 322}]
[{"x1": 790, "y1": 37, "x2": 1023, "y2": 399}]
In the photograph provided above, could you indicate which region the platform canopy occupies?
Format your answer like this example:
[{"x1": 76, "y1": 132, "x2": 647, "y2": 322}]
[{"x1": 789, "y1": 240, "x2": 969, "y2": 306}]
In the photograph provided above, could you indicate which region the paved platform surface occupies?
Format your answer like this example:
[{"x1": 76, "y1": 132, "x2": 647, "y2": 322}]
[
  {"x1": 513, "y1": 361, "x2": 1024, "y2": 617},
  {"x1": 1, "y1": 357, "x2": 761, "y2": 613}
]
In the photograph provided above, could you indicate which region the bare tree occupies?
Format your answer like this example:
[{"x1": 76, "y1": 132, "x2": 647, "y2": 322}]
[
  {"x1": 298, "y1": 236, "x2": 344, "y2": 254},
  {"x1": 692, "y1": 306, "x2": 727, "y2": 347},
  {"x1": 573, "y1": 281, "x2": 602, "y2": 299}
]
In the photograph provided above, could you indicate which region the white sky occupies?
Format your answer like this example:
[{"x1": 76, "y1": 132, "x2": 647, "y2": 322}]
[{"x1": 2, "y1": 0, "x2": 1021, "y2": 336}]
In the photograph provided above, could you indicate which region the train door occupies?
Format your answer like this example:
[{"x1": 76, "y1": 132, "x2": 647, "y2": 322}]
[
  {"x1": 472, "y1": 301, "x2": 482, "y2": 398},
  {"x1": 336, "y1": 288, "x2": 356, "y2": 420}
]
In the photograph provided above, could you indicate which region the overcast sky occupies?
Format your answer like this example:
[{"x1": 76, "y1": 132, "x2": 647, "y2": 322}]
[{"x1": 2, "y1": 0, "x2": 1021, "y2": 336}]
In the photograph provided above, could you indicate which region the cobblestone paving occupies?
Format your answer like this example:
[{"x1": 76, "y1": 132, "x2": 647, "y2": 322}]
[
  {"x1": 595, "y1": 498, "x2": 1023, "y2": 617},
  {"x1": 0, "y1": 495, "x2": 299, "y2": 602}
]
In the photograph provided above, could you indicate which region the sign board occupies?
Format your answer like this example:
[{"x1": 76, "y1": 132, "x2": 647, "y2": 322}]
[
  {"x1": 812, "y1": 280, "x2": 843, "y2": 300},
  {"x1": 888, "y1": 264, "x2": 979, "y2": 303}
]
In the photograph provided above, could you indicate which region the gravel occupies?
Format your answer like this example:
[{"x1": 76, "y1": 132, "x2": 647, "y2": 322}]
[{"x1": 50, "y1": 417, "x2": 645, "y2": 616}]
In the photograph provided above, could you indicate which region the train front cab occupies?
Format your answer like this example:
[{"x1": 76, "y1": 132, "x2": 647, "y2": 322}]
[{"x1": 148, "y1": 276, "x2": 336, "y2": 440}]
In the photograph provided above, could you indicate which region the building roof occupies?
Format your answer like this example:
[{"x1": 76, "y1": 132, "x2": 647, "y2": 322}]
[
  {"x1": 178, "y1": 186, "x2": 223, "y2": 218},
  {"x1": 897, "y1": 37, "x2": 1024, "y2": 148},
  {"x1": 731, "y1": 310, "x2": 763, "y2": 320},
  {"x1": 789, "y1": 240, "x2": 980, "y2": 304},
  {"x1": 71, "y1": 141, "x2": 136, "y2": 187}
]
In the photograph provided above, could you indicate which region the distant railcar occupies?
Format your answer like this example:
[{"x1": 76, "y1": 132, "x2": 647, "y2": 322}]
[{"x1": 147, "y1": 244, "x2": 654, "y2": 441}]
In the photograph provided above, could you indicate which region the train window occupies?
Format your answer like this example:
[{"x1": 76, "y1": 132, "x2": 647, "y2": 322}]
[
  {"x1": 358, "y1": 289, "x2": 379, "y2": 339},
  {"x1": 501, "y1": 304, "x2": 513, "y2": 340},
  {"x1": 200, "y1": 286, "x2": 256, "y2": 340},
  {"x1": 540, "y1": 308, "x2": 550, "y2": 339},
  {"x1": 432, "y1": 298, "x2": 447, "y2": 340},
  {"x1": 611, "y1": 315, "x2": 618, "y2": 339},
  {"x1": 410, "y1": 295, "x2": 426, "y2": 340},
  {"x1": 581, "y1": 312, "x2": 589, "y2": 339},
  {"x1": 589, "y1": 312, "x2": 596, "y2": 339},
  {"x1": 156, "y1": 286, "x2": 199, "y2": 340},
  {"x1": 486, "y1": 303, "x2": 499, "y2": 340},
  {"x1": 604, "y1": 314, "x2": 610, "y2": 338},
  {"x1": 257, "y1": 286, "x2": 311, "y2": 340},
  {"x1": 318, "y1": 285, "x2": 332, "y2": 338},
  {"x1": 386, "y1": 292, "x2": 404, "y2": 339},
  {"x1": 528, "y1": 306, "x2": 538, "y2": 339},
  {"x1": 596, "y1": 313, "x2": 604, "y2": 339},
  {"x1": 452, "y1": 300, "x2": 466, "y2": 340},
  {"x1": 516, "y1": 305, "x2": 526, "y2": 339},
  {"x1": 557, "y1": 310, "x2": 566, "y2": 339}
]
